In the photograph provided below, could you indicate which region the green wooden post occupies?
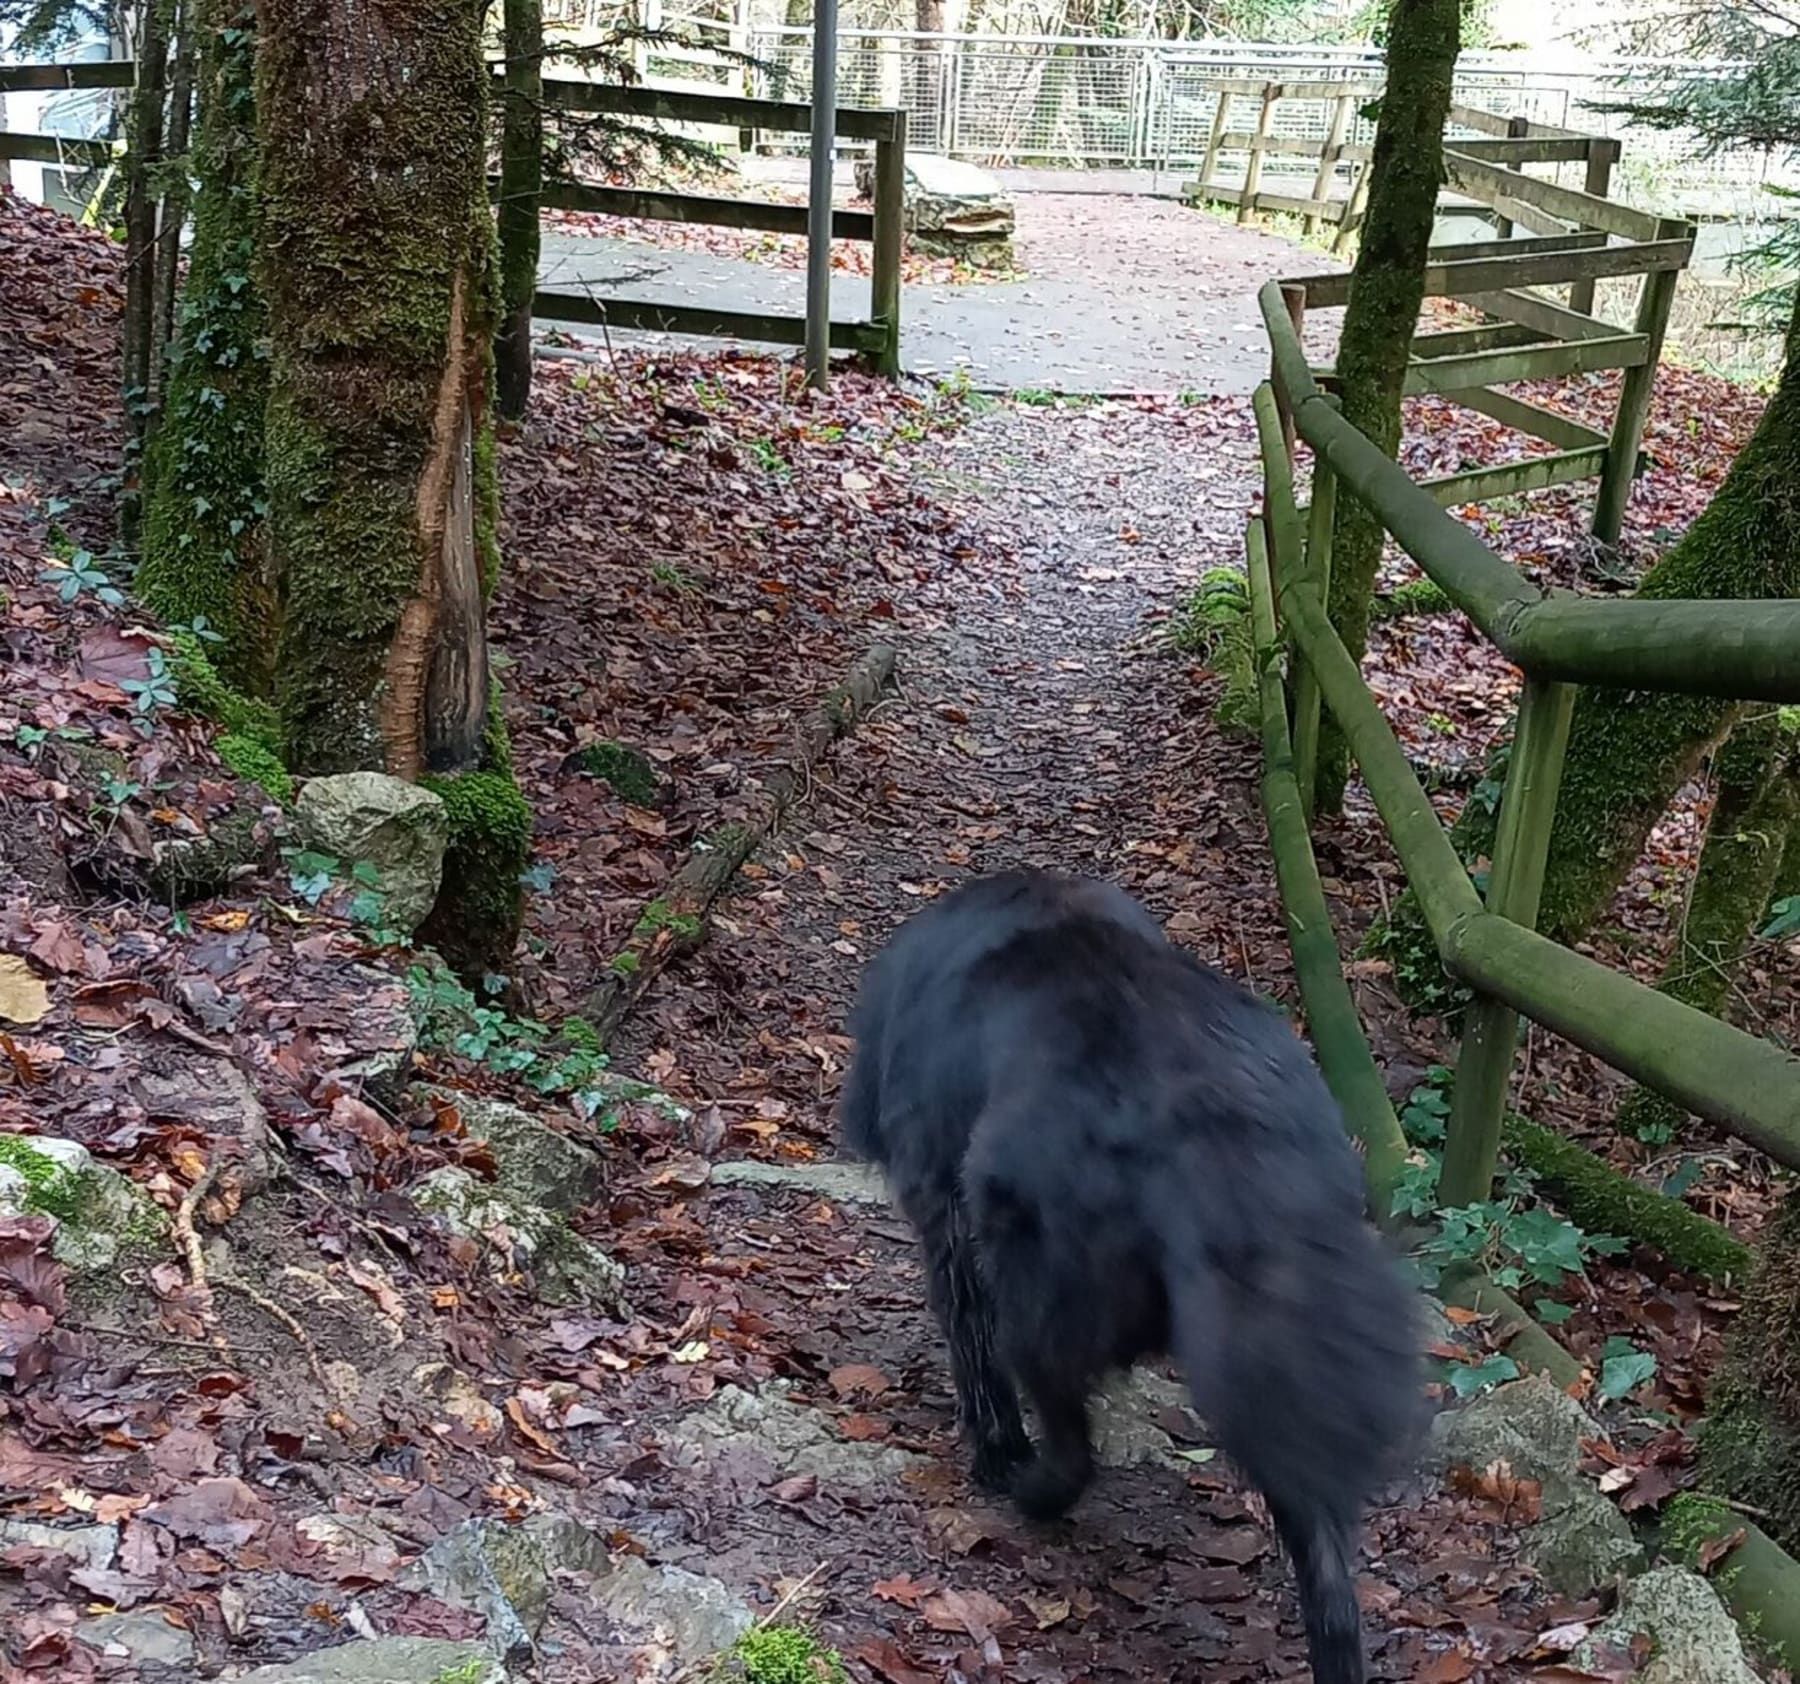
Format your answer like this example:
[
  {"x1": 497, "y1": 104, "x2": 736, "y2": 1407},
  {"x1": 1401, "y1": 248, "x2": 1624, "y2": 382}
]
[
  {"x1": 1439, "y1": 676, "x2": 1577, "y2": 1207},
  {"x1": 871, "y1": 126, "x2": 905, "y2": 378},
  {"x1": 1568, "y1": 137, "x2": 1619, "y2": 318},
  {"x1": 1592, "y1": 216, "x2": 1687, "y2": 545}
]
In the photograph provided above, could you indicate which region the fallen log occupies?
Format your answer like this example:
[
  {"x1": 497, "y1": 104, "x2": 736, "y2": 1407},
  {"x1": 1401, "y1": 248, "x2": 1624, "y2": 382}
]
[{"x1": 584, "y1": 644, "x2": 897, "y2": 1046}]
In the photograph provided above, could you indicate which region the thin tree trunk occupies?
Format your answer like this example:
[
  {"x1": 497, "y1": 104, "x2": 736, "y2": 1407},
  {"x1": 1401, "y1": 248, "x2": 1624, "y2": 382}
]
[
  {"x1": 138, "y1": 0, "x2": 273, "y2": 692},
  {"x1": 495, "y1": 0, "x2": 543, "y2": 422},
  {"x1": 1313, "y1": 0, "x2": 1460, "y2": 816},
  {"x1": 122, "y1": 0, "x2": 173, "y2": 541},
  {"x1": 150, "y1": 0, "x2": 195, "y2": 409}
]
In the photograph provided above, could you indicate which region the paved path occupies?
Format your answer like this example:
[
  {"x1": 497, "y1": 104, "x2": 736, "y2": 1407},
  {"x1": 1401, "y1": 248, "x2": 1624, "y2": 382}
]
[{"x1": 536, "y1": 191, "x2": 1337, "y2": 395}]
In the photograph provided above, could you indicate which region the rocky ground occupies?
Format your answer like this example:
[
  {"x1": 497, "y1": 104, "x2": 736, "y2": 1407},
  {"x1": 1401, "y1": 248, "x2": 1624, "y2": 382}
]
[{"x1": 0, "y1": 184, "x2": 1792, "y2": 1684}]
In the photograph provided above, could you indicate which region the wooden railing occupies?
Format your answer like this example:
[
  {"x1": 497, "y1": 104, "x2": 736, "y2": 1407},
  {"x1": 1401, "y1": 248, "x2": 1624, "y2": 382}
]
[
  {"x1": 0, "y1": 60, "x2": 907, "y2": 377},
  {"x1": 1247, "y1": 278, "x2": 1800, "y2": 1239}
]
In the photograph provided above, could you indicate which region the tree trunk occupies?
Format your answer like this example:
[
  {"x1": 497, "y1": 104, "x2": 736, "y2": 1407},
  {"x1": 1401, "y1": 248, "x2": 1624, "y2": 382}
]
[
  {"x1": 1615, "y1": 715, "x2": 1799, "y2": 1141},
  {"x1": 138, "y1": 0, "x2": 274, "y2": 694},
  {"x1": 1701, "y1": 1186, "x2": 1800, "y2": 1554},
  {"x1": 495, "y1": 0, "x2": 542, "y2": 422},
  {"x1": 122, "y1": 0, "x2": 173, "y2": 539},
  {"x1": 1314, "y1": 0, "x2": 1460, "y2": 816},
  {"x1": 150, "y1": 0, "x2": 195, "y2": 410},
  {"x1": 1534, "y1": 292, "x2": 1800, "y2": 942},
  {"x1": 260, "y1": 0, "x2": 527, "y2": 973},
  {"x1": 914, "y1": 0, "x2": 945, "y2": 151}
]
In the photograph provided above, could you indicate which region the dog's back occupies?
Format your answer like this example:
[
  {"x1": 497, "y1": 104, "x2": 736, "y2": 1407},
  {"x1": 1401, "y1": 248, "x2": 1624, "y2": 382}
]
[{"x1": 840, "y1": 869, "x2": 1421, "y2": 1684}]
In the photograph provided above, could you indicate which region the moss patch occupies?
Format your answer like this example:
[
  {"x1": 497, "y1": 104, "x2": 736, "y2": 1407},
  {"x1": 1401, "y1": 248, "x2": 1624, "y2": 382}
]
[
  {"x1": 719, "y1": 1625, "x2": 848, "y2": 1684},
  {"x1": 1372, "y1": 576, "x2": 1454, "y2": 621},
  {"x1": 216, "y1": 731, "x2": 293, "y2": 804},
  {"x1": 573, "y1": 740, "x2": 662, "y2": 806},
  {"x1": 417, "y1": 769, "x2": 531, "y2": 980},
  {"x1": 1167, "y1": 568, "x2": 1258, "y2": 735},
  {"x1": 0, "y1": 1135, "x2": 88, "y2": 1223}
]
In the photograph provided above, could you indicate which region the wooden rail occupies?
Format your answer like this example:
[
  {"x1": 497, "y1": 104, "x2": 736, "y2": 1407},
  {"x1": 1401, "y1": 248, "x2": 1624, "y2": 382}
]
[{"x1": 0, "y1": 60, "x2": 907, "y2": 377}]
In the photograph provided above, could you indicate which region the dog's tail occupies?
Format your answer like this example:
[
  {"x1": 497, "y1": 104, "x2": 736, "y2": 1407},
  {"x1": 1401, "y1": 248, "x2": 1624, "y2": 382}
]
[{"x1": 1271, "y1": 1503, "x2": 1366, "y2": 1684}]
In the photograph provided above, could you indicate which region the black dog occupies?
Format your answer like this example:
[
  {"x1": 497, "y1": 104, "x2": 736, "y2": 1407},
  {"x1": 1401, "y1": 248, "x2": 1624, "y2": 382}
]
[{"x1": 839, "y1": 869, "x2": 1421, "y2": 1684}]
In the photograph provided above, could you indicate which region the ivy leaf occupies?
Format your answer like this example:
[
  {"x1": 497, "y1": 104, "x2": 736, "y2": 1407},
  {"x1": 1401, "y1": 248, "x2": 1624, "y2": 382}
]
[
  {"x1": 1599, "y1": 1344, "x2": 1658, "y2": 1402},
  {"x1": 1448, "y1": 1354, "x2": 1519, "y2": 1398}
]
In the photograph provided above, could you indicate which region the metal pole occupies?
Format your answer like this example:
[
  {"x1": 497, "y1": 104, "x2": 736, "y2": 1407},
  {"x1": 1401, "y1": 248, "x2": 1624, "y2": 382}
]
[{"x1": 804, "y1": 0, "x2": 839, "y2": 391}]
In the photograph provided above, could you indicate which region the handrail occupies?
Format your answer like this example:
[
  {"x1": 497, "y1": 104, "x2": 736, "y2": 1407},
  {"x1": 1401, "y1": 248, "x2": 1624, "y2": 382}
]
[{"x1": 1258, "y1": 281, "x2": 1800, "y2": 702}]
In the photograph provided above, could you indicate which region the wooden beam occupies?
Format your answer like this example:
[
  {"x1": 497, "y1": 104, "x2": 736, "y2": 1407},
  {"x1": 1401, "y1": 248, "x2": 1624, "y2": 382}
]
[
  {"x1": 533, "y1": 289, "x2": 889, "y2": 353},
  {"x1": 1445, "y1": 385, "x2": 1609, "y2": 452},
  {"x1": 1239, "y1": 83, "x2": 1280, "y2": 223},
  {"x1": 1450, "y1": 135, "x2": 1598, "y2": 165},
  {"x1": 1400, "y1": 333, "x2": 1648, "y2": 395},
  {"x1": 536, "y1": 74, "x2": 902, "y2": 142},
  {"x1": 1418, "y1": 444, "x2": 1605, "y2": 503},
  {"x1": 1427, "y1": 229, "x2": 1608, "y2": 264},
  {"x1": 1443, "y1": 148, "x2": 1664, "y2": 242},
  {"x1": 0, "y1": 130, "x2": 115, "y2": 165},
  {"x1": 1410, "y1": 322, "x2": 1543, "y2": 360},
  {"x1": 0, "y1": 60, "x2": 134, "y2": 91},
  {"x1": 535, "y1": 178, "x2": 875, "y2": 241},
  {"x1": 1465, "y1": 287, "x2": 1623, "y2": 344},
  {"x1": 1286, "y1": 236, "x2": 1693, "y2": 310}
]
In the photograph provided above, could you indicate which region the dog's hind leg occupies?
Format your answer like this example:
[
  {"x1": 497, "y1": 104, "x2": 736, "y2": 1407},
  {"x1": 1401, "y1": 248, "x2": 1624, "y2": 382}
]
[{"x1": 911, "y1": 1186, "x2": 1032, "y2": 1490}]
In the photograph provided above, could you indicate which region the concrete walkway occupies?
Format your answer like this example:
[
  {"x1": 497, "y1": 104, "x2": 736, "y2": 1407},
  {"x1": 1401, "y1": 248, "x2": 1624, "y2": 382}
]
[{"x1": 535, "y1": 192, "x2": 1336, "y2": 395}]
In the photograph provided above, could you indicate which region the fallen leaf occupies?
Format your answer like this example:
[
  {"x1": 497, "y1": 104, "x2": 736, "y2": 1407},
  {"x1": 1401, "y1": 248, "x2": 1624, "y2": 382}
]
[
  {"x1": 828, "y1": 1361, "x2": 890, "y2": 1399},
  {"x1": 921, "y1": 1586, "x2": 1012, "y2": 1641},
  {"x1": 0, "y1": 956, "x2": 50, "y2": 1026}
]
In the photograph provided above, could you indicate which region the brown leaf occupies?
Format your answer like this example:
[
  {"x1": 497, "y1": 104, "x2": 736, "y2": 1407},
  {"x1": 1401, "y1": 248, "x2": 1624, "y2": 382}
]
[
  {"x1": 75, "y1": 625, "x2": 155, "y2": 687},
  {"x1": 849, "y1": 1638, "x2": 937, "y2": 1684},
  {"x1": 872, "y1": 1573, "x2": 933, "y2": 1608},
  {"x1": 1418, "y1": 1650, "x2": 1478, "y2": 1683},
  {"x1": 827, "y1": 1361, "x2": 890, "y2": 1400},
  {"x1": 26, "y1": 921, "x2": 86, "y2": 976},
  {"x1": 504, "y1": 1395, "x2": 560, "y2": 1457},
  {"x1": 1448, "y1": 1458, "x2": 1544, "y2": 1524},
  {"x1": 769, "y1": 1474, "x2": 818, "y2": 1505},
  {"x1": 0, "y1": 955, "x2": 50, "y2": 1026},
  {"x1": 921, "y1": 1586, "x2": 1012, "y2": 1641},
  {"x1": 1698, "y1": 1525, "x2": 1747, "y2": 1572}
]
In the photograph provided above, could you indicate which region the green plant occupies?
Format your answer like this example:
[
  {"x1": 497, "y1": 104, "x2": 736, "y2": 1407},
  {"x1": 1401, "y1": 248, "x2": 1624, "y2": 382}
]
[
  {"x1": 1599, "y1": 1335, "x2": 1659, "y2": 1402},
  {"x1": 634, "y1": 899, "x2": 701, "y2": 940},
  {"x1": 721, "y1": 1624, "x2": 848, "y2": 1684},
  {"x1": 41, "y1": 548, "x2": 126, "y2": 608},
  {"x1": 1762, "y1": 896, "x2": 1800, "y2": 940},
  {"x1": 120, "y1": 645, "x2": 180, "y2": 733}
]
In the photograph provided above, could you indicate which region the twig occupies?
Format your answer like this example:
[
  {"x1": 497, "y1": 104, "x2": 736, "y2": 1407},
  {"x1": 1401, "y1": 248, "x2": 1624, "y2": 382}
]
[
  {"x1": 752, "y1": 1558, "x2": 830, "y2": 1629},
  {"x1": 173, "y1": 1160, "x2": 228, "y2": 1355},
  {"x1": 214, "y1": 1276, "x2": 334, "y2": 1399},
  {"x1": 63, "y1": 1319, "x2": 271, "y2": 1356}
]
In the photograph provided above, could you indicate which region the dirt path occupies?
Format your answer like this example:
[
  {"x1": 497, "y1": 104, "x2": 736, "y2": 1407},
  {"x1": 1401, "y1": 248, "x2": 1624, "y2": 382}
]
[{"x1": 574, "y1": 399, "x2": 1576, "y2": 1682}]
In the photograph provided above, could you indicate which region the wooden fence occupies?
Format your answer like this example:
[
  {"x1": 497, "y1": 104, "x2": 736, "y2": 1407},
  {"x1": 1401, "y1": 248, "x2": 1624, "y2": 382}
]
[
  {"x1": 1188, "y1": 79, "x2": 1689, "y2": 542},
  {"x1": 1248, "y1": 269, "x2": 1800, "y2": 1289},
  {"x1": 0, "y1": 61, "x2": 907, "y2": 377}
]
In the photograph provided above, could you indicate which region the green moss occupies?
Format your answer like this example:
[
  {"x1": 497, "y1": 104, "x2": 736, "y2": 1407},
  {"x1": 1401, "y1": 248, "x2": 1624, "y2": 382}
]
[
  {"x1": 216, "y1": 731, "x2": 293, "y2": 804},
  {"x1": 1167, "y1": 568, "x2": 1258, "y2": 736},
  {"x1": 417, "y1": 769, "x2": 531, "y2": 979},
  {"x1": 1701, "y1": 1188, "x2": 1800, "y2": 1551},
  {"x1": 608, "y1": 950, "x2": 641, "y2": 976},
  {"x1": 0, "y1": 1136, "x2": 87, "y2": 1223},
  {"x1": 136, "y1": 1, "x2": 273, "y2": 692},
  {"x1": 720, "y1": 1626, "x2": 848, "y2": 1684},
  {"x1": 573, "y1": 740, "x2": 662, "y2": 806},
  {"x1": 1371, "y1": 576, "x2": 1454, "y2": 621},
  {"x1": 1502, "y1": 1115, "x2": 1750, "y2": 1281},
  {"x1": 1660, "y1": 1492, "x2": 1736, "y2": 1564}
]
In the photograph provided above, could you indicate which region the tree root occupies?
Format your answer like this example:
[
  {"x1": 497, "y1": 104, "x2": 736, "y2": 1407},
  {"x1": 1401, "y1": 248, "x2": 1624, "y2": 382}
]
[{"x1": 585, "y1": 643, "x2": 897, "y2": 1045}]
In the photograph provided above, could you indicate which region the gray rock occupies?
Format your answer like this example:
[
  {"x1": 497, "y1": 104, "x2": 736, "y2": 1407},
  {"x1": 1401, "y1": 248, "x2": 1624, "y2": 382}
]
[
  {"x1": 425, "y1": 1090, "x2": 603, "y2": 1216},
  {"x1": 295, "y1": 772, "x2": 449, "y2": 935},
  {"x1": 708, "y1": 1159, "x2": 888, "y2": 1206},
  {"x1": 398, "y1": 1514, "x2": 614, "y2": 1663},
  {"x1": 335, "y1": 966, "x2": 420, "y2": 1096},
  {"x1": 663, "y1": 1381, "x2": 923, "y2": 1485},
  {"x1": 411, "y1": 1362, "x2": 503, "y2": 1439},
  {"x1": 0, "y1": 1518, "x2": 118, "y2": 1573},
  {"x1": 76, "y1": 1608, "x2": 196, "y2": 1669},
  {"x1": 411, "y1": 1165, "x2": 626, "y2": 1311},
  {"x1": 1090, "y1": 1366, "x2": 1198, "y2": 1470},
  {"x1": 592, "y1": 1556, "x2": 753, "y2": 1668},
  {"x1": 1573, "y1": 1566, "x2": 1760, "y2": 1684},
  {"x1": 0, "y1": 1135, "x2": 167, "y2": 1271},
  {"x1": 1431, "y1": 1374, "x2": 1642, "y2": 1595},
  {"x1": 228, "y1": 1636, "x2": 505, "y2": 1683}
]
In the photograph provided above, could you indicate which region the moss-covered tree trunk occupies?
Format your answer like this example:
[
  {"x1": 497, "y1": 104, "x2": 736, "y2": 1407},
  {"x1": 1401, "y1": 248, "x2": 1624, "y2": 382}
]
[
  {"x1": 1314, "y1": 0, "x2": 1461, "y2": 816},
  {"x1": 138, "y1": 0, "x2": 274, "y2": 694},
  {"x1": 1702, "y1": 1188, "x2": 1800, "y2": 1552},
  {"x1": 495, "y1": 0, "x2": 542, "y2": 422},
  {"x1": 150, "y1": 0, "x2": 195, "y2": 409},
  {"x1": 122, "y1": 0, "x2": 172, "y2": 535},
  {"x1": 259, "y1": 0, "x2": 527, "y2": 972},
  {"x1": 1615, "y1": 715, "x2": 1799, "y2": 1141},
  {"x1": 1532, "y1": 293, "x2": 1800, "y2": 943}
]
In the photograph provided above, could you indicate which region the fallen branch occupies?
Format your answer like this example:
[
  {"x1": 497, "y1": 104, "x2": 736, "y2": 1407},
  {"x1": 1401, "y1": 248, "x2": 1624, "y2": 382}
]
[
  {"x1": 172, "y1": 1160, "x2": 229, "y2": 1355},
  {"x1": 585, "y1": 643, "x2": 897, "y2": 1045}
]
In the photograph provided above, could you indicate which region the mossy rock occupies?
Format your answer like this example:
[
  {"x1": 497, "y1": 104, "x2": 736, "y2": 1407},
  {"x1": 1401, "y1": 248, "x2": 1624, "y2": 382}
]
[
  {"x1": 0, "y1": 1136, "x2": 167, "y2": 1273},
  {"x1": 567, "y1": 740, "x2": 665, "y2": 807},
  {"x1": 417, "y1": 769, "x2": 531, "y2": 983}
]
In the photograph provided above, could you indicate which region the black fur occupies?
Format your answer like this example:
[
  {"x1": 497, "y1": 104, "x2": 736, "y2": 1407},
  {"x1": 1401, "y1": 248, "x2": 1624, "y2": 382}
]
[{"x1": 839, "y1": 868, "x2": 1423, "y2": 1684}]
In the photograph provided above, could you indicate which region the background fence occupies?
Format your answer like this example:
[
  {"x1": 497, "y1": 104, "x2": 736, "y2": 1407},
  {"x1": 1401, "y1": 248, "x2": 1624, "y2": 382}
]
[{"x1": 536, "y1": 4, "x2": 1800, "y2": 221}]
